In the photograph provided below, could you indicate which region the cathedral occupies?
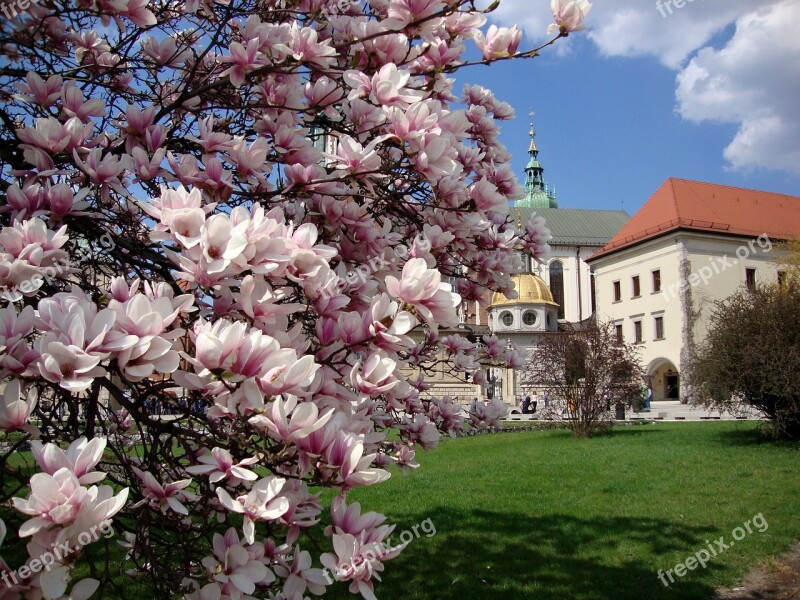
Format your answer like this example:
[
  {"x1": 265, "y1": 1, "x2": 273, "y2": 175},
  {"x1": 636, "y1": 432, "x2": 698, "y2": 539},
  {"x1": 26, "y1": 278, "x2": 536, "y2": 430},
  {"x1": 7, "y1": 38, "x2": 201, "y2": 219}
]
[{"x1": 426, "y1": 117, "x2": 631, "y2": 406}]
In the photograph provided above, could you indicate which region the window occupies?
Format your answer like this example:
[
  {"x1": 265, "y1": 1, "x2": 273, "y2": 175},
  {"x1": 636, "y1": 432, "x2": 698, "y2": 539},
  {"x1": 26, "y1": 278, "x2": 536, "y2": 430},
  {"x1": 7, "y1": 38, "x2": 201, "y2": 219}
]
[
  {"x1": 523, "y1": 311, "x2": 538, "y2": 326},
  {"x1": 654, "y1": 316, "x2": 664, "y2": 340},
  {"x1": 634, "y1": 321, "x2": 643, "y2": 343},
  {"x1": 613, "y1": 280, "x2": 621, "y2": 302},
  {"x1": 516, "y1": 250, "x2": 529, "y2": 273},
  {"x1": 549, "y1": 260, "x2": 565, "y2": 320},
  {"x1": 632, "y1": 275, "x2": 641, "y2": 298},
  {"x1": 615, "y1": 323, "x2": 623, "y2": 345},
  {"x1": 745, "y1": 268, "x2": 756, "y2": 292},
  {"x1": 778, "y1": 271, "x2": 786, "y2": 287},
  {"x1": 501, "y1": 311, "x2": 513, "y2": 327},
  {"x1": 652, "y1": 270, "x2": 661, "y2": 293}
]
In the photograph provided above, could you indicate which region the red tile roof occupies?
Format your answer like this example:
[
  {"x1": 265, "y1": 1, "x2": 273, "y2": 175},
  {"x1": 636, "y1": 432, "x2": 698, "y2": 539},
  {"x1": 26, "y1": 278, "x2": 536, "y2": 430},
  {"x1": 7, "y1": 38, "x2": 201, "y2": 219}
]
[{"x1": 589, "y1": 178, "x2": 800, "y2": 261}]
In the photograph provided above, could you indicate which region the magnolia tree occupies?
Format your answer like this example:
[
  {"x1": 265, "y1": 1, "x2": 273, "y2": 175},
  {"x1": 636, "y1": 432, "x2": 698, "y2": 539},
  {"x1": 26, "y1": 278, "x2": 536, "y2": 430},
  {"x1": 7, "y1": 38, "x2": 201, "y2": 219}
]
[{"x1": 0, "y1": 0, "x2": 590, "y2": 597}]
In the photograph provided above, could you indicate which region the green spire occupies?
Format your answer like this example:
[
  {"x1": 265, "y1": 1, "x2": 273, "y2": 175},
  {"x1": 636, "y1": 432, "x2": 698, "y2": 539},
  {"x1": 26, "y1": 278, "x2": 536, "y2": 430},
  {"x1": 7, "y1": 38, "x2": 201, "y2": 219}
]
[{"x1": 515, "y1": 112, "x2": 558, "y2": 209}]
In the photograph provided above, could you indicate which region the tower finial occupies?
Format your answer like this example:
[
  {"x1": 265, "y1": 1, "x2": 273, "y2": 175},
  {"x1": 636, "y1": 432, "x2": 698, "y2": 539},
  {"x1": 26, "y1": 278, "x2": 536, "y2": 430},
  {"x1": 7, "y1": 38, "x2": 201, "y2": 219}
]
[{"x1": 516, "y1": 106, "x2": 558, "y2": 210}]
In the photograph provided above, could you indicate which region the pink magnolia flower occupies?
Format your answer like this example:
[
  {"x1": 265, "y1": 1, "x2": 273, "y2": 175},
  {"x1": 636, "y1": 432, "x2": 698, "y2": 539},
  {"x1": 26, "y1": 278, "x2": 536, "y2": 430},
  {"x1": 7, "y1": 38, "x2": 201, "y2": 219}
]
[
  {"x1": 475, "y1": 25, "x2": 522, "y2": 59},
  {"x1": 385, "y1": 0, "x2": 446, "y2": 30},
  {"x1": 12, "y1": 468, "x2": 128, "y2": 537},
  {"x1": 274, "y1": 545, "x2": 329, "y2": 598},
  {"x1": 107, "y1": 291, "x2": 184, "y2": 381},
  {"x1": 324, "y1": 431, "x2": 390, "y2": 489},
  {"x1": 257, "y1": 354, "x2": 320, "y2": 397},
  {"x1": 36, "y1": 331, "x2": 107, "y2": 392},
  {"x1": 548, "y1": 0, "x2": 593, "y2": 35},
  {"x1": 274, "y1": 22, "x2": 337, "y2": 68},
  {"x1": 192, "y1": 319, "x2": 247, "y2": 372},
  {"x1": 524, "y1": 211, "x2": 553, "y2": 261},
  {"x1": 394, "y1": 444, "x2": 420, "y2": 474},
  {"x1": 186, "y1": 447, "x2": 260, "y2": 484},
  {"x1": 0, "y1": 379, "x2": 38, "y2": 434},
  {"x1": 31, "y1": 437, "x2": 107, "y2": 485},
  {"x1": 329, "y1": 135, "x2": 385, "y2": 175},
  {"x1": 363, "y1": 294, "x2": 417, "y2": 351},
  {"x1": 327, "y1": 496, "x2": 393, "y2": 542},
  {"x1": 400, "y1": 414, "x2": 439, "y2": 450},
  {"x1": 133, "y1": 469, "x2": 197, "y2": 515},
  {"x1": 370, "y1": 64, "x2": 421, "y2": 107},
  {"x1": 199, "y1": 528, "x2": 274, "y2": 596},
  {"x1": 350, "y1": 352, "x2": 401, "y2": 395},
  {"x1": 216, "y1": 476, "x2": 290, "y2": 544},
  {"x1": 320, "y1": 532, "x2": 400, "y2": 600},
  {"x1": 200, "y1": 214, "x2": 249, "y2": 274},
  {"x1": 61, "y1": 82, "x2": 105, "y2": 122},
  {"x1": 16, "y1": 72, "x2": 63, "y2": 107},
  {"x1": 469, "y1": 397, "x2": 508, "y2": 429},
  {"x1": 249, "y1": 395, "x2": 333, "y2": 444},
  {"x1": 17, "y1": 117, "x2": 91, "y2": 154},
  {"x1": 385, "y1": 258, "x2": 461, "y2": 327},
  {"x1": 220, "y1": 39, "x2": 263, "y2": 88}
]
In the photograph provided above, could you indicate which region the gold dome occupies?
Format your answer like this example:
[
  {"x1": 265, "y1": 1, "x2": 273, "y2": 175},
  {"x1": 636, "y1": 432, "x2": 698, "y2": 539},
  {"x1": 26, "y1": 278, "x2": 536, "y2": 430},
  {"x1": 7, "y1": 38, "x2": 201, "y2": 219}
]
[{"x1": 490, "y1": 273, "x2": 558, "y2": 307}]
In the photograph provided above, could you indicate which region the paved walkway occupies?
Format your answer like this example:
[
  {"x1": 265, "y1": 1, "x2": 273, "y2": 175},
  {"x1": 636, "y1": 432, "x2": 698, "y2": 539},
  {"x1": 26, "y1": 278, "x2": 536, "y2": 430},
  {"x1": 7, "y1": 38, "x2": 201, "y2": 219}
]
[{"x1": 504, "y1": 400, "x2": 766, "y2": 422}]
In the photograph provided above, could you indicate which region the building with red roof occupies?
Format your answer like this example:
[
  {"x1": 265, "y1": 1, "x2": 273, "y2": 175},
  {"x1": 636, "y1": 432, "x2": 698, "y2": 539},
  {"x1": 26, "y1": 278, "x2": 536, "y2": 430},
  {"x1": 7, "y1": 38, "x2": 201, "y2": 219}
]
[{"x1": 587, "y1": 178, "x2": 800, "y2": 402}]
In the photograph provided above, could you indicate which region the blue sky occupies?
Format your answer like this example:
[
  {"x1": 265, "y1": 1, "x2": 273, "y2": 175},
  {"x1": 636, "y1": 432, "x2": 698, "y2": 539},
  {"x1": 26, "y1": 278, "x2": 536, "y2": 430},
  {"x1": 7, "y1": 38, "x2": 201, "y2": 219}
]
[{"x1": 458, "y1": 0, "x2": 800, "y2": 214}]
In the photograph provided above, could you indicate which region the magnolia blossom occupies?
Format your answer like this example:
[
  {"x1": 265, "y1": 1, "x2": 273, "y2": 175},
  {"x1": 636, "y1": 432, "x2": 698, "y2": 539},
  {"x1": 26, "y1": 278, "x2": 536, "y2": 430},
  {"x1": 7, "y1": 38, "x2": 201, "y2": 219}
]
[
  {"x1": 385, "y1": 258, "x2": 461, "y2": 327},
  {"x1": 133, "y1": 469, "x2": 197, "y2": 515},
  {"x1": 31, "y1": 437, "x2": 107, "y2": 485},
  {"x1": 198, "y1": 528, "x2": 274, "y2": 596},
  {"x1": 475, "y1": 25, "x2": 522, "y2": 59},
  {"x1": 320, "y1": 533, "x2": 396, "y2": 600},
  {"x1": 216, "y1": 476, "x2": 290, "y2": 544},
  {"x1": 274, "y1": 546, "x2": 329, "y2": 598},
  {"x1": 186, "y1": 447, "x2": 260, "y2": 485},
  {"x1": 249, "y1": 395, "x2": 333, "y2": 444},
  {"x1": 524, "y1": 212, "x2": 553, "y2": 261},
  {"x1": 12, "y1": 468, "x2": 128, "y2": 538},
  {"x1": 0, "y1": 379, "x2": 38, "y2": 434},
  {"x1": 349, "y1": 352, "x2": 401, "y2": 396},
  {"x1": 548, "y1": 0, "x2": 593, "y2": 35}
]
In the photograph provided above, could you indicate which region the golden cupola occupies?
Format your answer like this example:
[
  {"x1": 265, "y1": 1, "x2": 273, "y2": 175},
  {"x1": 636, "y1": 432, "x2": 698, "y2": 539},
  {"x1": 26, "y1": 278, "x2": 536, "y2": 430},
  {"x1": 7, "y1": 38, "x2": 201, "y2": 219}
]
[{"x1": 490, "y1": 274, "x2": 559, "y2": 307}]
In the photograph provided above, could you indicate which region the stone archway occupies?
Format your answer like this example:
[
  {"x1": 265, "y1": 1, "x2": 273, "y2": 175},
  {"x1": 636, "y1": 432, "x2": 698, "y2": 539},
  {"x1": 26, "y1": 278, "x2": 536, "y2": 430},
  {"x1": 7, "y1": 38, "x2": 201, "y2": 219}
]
[{"x1": 647, "y1": 358, "x2": 680, "y2": 401}]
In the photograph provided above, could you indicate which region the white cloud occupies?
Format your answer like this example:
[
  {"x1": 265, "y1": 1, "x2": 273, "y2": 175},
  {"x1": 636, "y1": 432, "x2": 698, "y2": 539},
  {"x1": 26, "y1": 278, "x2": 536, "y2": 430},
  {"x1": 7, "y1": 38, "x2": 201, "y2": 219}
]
[
  {"x1": 586, "y1": 0, "x2": 765, "y2": 69},
  {"x1": 489, "y1": 0, "x2": 800, "y2": 174},
  {"x1": 675, "y1": 2, "x2": 800, "y2": 173}
]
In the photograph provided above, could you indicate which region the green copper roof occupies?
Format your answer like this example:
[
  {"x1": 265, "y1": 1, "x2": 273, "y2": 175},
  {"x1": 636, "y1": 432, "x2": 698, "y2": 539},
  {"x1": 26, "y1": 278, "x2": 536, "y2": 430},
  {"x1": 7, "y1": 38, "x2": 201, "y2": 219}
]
[
  {"x1": 517, "y1": 207, "x2": 631, "y2": 246},
  {"x1": 519, "y1": 114, "x2": 557, "y2": 209},
  {"x1": 517, "y1": 190, "x2": 556, "y2": 209}
]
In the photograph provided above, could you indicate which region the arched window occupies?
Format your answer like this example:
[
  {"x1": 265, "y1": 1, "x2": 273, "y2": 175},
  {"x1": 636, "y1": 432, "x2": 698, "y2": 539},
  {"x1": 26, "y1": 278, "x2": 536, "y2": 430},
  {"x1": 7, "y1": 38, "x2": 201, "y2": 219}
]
[{"x1": 550, "y1": 260, "x2": 565, "y2": 320}]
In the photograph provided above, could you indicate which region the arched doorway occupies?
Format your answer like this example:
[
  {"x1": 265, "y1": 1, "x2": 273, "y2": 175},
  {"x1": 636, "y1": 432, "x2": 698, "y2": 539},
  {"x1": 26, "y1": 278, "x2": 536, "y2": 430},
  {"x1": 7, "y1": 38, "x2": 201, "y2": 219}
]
[{"x1": 647, "y1": 359, "x2": 680, "y2": 401}]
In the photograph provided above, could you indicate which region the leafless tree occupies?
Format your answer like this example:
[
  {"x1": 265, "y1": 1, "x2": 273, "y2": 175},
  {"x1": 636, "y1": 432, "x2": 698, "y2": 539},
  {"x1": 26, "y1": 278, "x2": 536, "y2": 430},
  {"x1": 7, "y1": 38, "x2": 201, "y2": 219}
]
[{"x1": 521, "y1": 322, "x2": 645, "y2": 437}]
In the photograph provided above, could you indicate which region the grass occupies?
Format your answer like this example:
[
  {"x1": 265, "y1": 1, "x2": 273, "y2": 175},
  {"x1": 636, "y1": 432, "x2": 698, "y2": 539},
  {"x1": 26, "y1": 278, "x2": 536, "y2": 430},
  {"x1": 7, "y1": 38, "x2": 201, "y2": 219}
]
[
  {"x1": 3, "y1": 422, "x2": 797, "y2": 599},
  {"x1": 324, "y1": 422, "x2": 800, "y2": 600}
]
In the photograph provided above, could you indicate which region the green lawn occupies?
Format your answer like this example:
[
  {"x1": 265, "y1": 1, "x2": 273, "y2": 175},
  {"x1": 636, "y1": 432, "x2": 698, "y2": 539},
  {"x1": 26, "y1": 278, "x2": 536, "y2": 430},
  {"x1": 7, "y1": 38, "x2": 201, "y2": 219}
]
[{"x1": 326, "y1": 422, "x2": 800, "y2": 600}]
